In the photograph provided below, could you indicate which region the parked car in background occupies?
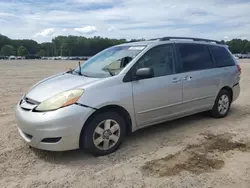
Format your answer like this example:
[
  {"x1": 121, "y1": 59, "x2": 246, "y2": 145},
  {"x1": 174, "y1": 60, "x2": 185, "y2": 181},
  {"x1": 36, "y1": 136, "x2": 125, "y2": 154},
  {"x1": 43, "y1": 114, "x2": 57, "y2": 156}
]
[
  {"x1": 233, "y1": 55, "x2": 239, "y2": 60},
  {"x1": 80, "y1": 57, "x2": 89, "y2": 60},
  {"x1": 236, "y1": 54, "x2": 242, "y2": 59},
  {"x1": 64, "y1": 56, "x2": 89, "y2": 60},
  {"x1": 54, "y1": 56, "x2": 62, "y2": 60},
  {"x1": 9, "y1": 56, "x2": 16, "y2": 60},
  {"x1": 41, "y1": 57, "x2": 48, "y2": 60},
  {"x1": 17, "y1": 56, "x2": 24, "y2": 60},
  {"x1": 61, "y1": 57, "x2": 68, "y2": 60},
  {"x1": 25, "y1": 55, "x2": 41, "y2": 59},
  {"x1": 70, "y1": 56, "x2": 78, "y2": 60},
  {"x1": 234, "y1": 54, "x2": 250, "y2": 59},
  {"x1": 15, "y1": 37, "x2": 241, "y2": 156},
  {"x1": 241, "y1": 54, "x2": 250, "y2": 59},
  {"x1": 0, "y1": 56, "x2": 8, "y2": 60}
]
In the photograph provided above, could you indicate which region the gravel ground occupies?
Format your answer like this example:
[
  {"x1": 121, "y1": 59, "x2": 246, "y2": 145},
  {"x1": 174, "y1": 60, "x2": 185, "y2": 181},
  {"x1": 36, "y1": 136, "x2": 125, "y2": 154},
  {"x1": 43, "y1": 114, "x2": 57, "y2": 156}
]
[{"x1": 0, "y1": 59, "x2": 250, "y2": 188}]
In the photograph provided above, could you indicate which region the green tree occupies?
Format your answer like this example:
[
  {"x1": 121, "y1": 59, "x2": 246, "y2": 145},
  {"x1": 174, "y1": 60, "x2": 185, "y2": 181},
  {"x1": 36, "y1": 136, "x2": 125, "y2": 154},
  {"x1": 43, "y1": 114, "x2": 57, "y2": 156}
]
[
  {"x1": 37, "y1": 49, "x2": 45, "y2": 57},
  {"x1": 0, "y1": 45, "x2": 15, "y2": 56},
  {"x1": 12, "y1": 39, "x2": 39, "y2": 55},
  {"x1": 0, "y1": 34, "x2": 11, "y2": 50},
  {"x1": 40, "y1": 42, "x2": 55, "y2": 56},
  {"x1": 17, "y1": 46, "x2": 28, "y2": 56},
  {"x1": 60, "y1": 42, "x2": 69, "y2": 56},
  {"x1": 51, "y1": 35, "x2": 126, "y2": 57},
  {"x1": 2, "y1": 32, "x2": 250, "y2": 57},
  {"x1": 52, "y1": 36, "x2": 68, "y2": 56},
  {"x1": 220, "y1": 40, "x2": 226, "y2": 44},
  {"x1": 226, "y1": 39, "x2": 250, "y2": 54}
]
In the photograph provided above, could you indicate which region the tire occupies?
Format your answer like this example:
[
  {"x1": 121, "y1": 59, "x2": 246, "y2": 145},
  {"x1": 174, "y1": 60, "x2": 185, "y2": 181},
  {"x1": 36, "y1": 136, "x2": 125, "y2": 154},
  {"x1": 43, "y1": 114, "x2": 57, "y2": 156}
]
[
  {"x1": 81, "y1": 111, "x2": 126, "y2": 156},
  {"x1": 211, "y1": 89, "x2": 232, "y2": 118}
]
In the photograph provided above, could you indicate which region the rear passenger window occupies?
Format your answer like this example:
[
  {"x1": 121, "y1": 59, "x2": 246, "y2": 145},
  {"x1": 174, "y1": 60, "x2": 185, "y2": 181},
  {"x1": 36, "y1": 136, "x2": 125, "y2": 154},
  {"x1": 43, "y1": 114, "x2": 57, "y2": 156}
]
[
  {"x1": 135, "y1": 44, "x2": 174, "y2": 77},
  {"x1": 209, "y1": 46, "x2": 235, "y2": 67},
  {"x1": 177, "y1": 44, "x2": 213, "y2": 72}
]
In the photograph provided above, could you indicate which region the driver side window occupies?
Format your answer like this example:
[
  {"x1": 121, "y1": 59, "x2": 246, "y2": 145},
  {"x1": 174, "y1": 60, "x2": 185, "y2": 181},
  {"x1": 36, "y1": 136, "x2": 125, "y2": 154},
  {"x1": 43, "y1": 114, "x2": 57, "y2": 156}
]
[{"x1": 134, "y1": 44, "x2": 175, "y2": 77}]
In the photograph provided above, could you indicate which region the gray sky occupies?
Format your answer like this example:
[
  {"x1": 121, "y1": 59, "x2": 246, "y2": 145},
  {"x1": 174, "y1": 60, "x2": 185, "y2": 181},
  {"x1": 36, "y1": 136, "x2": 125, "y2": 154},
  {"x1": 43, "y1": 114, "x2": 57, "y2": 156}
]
[{"x1": 1, "y1": 0, "x2": 250, "y2": 43}]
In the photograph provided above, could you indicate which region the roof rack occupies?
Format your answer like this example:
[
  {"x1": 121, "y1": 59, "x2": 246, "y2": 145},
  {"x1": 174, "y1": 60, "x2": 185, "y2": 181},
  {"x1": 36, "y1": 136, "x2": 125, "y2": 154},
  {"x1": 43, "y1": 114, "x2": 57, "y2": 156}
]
[
  {"x1": 148, "y1": 38, "x2": 161, "y2": 41},
  {"x1": 153, "y1": 37, "x2": 221, "y2": 44}
]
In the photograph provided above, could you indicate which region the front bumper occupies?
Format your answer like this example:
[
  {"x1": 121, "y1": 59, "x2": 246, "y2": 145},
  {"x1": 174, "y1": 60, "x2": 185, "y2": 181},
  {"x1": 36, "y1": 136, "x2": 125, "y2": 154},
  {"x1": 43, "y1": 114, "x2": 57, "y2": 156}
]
[{"x1": 15, "y1": 103, "x2": 95, "y2": 151}]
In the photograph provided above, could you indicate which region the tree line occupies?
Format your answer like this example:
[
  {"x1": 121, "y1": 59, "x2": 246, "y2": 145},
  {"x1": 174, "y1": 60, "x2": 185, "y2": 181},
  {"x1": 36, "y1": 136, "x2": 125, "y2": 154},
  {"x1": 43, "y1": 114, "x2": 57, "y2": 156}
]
[{"x1": 0, "y1": 33, "x2": 249, "y2": 57}]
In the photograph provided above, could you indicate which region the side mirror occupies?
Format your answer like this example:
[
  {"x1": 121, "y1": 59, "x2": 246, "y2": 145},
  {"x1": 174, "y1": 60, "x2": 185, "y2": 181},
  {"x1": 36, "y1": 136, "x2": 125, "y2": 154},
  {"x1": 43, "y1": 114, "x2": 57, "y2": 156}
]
[{"x1": 135, "y1": 68, "x2": 154, "y2": 80}]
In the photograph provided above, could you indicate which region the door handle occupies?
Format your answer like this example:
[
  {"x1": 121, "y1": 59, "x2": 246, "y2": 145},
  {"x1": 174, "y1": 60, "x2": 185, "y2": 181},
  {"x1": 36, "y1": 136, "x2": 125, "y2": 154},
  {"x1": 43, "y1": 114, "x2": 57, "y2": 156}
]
[
  {"x1": 183, "y1": 76, "x2": 192, "y2": 81},
  {"x1": 172, "y1": 77, "x2": 181, "y2": 83}
]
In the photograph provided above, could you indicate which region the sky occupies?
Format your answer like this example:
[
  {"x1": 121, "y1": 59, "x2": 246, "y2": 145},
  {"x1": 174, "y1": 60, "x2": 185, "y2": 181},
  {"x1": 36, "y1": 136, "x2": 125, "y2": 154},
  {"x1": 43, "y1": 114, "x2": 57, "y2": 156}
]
[{"x1": 0, "y1": 0, "x2": 250, "y2": 43}]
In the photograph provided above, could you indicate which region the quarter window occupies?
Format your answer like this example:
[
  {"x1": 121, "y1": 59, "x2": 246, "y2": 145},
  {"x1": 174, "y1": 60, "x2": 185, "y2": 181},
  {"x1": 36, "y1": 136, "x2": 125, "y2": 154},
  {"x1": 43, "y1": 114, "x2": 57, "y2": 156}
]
[
  {"x1": 134, "y1": 45, "x2": 175, "y2": 77},
  {"x1": 177, "y1": 44, "x2": 213, "y2": 72},
  {"x1": 209, "y1": 46, "x2": 235, "y2": 67}
]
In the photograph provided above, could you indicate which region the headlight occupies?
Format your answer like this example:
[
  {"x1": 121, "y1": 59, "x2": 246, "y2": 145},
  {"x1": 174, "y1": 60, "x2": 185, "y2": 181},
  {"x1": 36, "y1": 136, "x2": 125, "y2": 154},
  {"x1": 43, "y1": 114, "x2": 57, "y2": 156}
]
[{"x1": 35, "y1": 89, "x2": 84, "y2": 112}]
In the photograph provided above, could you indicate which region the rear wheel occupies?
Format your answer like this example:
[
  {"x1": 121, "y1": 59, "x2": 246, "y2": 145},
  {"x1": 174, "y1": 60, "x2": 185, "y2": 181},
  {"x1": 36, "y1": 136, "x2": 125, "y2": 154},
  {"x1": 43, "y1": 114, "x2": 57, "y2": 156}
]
[
  {"x1": 211, "y1": 89, "x2": 231, "y2": 118},
  {"x1": 81, "y1": 112, "x2": 126, "y2": 156}
]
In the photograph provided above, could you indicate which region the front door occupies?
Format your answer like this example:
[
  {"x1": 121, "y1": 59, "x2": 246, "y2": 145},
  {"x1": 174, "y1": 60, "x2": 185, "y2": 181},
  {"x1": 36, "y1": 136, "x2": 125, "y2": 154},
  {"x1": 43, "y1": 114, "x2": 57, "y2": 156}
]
[{"x1": 132, "y1": 44, "x2": 183, "y2": 127}]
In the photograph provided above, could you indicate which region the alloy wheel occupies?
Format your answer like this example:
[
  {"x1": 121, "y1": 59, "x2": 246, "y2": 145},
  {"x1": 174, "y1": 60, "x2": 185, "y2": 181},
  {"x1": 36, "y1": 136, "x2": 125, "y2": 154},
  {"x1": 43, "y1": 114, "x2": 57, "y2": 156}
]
[
  {"x1": 218, "y1": 94, "x2": 230, "y2": 115},
  {"x1": 93, "y1": 119, "x2": 121, "y2": 150}
]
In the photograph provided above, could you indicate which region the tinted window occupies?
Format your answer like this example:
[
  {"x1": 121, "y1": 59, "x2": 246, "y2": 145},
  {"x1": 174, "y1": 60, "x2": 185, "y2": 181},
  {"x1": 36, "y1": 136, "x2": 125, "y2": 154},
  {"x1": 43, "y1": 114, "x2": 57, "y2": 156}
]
[
  {"x1": 210, "y1": 46, "x2": 235, "y2": 67},
  {"x1": 177, "y1": 44, "x2": 213, "y2": 72},
  {"x1": 134, "y1": 45, "x2": 174, "y2": 77}
]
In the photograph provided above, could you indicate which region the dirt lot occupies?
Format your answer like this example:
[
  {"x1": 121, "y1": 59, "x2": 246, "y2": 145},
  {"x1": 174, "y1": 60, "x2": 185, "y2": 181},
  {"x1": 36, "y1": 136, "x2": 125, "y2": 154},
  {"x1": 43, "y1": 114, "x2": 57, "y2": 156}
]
[{"x1": 1, "y1": 59, "x2": 250, "y2": 188}]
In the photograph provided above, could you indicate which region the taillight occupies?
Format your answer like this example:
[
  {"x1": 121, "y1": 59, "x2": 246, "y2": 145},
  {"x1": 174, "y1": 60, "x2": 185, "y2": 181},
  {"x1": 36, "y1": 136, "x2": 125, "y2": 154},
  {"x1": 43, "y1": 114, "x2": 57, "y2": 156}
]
[{"x1": 237, "y1": 64, "x2": 241, "y2": 73}]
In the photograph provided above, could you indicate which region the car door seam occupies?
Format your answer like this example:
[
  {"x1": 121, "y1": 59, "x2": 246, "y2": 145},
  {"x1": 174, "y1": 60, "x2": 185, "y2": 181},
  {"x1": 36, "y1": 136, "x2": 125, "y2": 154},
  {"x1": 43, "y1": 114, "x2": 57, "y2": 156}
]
[
  {"x1": 138, "y1": 101, "x2": 183, "y2": 114},
  {"x1": 75, "y1": 103, "x2": 97, "y2": 110},
  {"x1": 182, "y1": 95, "x2": 215, "y2": 104}
]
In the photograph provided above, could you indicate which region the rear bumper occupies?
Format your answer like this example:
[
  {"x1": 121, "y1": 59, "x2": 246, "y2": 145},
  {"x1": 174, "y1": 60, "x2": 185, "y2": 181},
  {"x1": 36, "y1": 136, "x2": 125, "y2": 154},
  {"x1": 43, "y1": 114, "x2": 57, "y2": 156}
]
[{"x1": 232, "y1": 83, "x2": 240, "y2": 102}]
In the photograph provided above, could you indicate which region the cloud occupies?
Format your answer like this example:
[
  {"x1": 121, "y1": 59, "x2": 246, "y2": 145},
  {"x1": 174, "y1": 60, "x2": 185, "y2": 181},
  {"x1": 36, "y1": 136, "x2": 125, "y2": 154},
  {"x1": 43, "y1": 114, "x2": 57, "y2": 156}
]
[
  {"x1": 108, "y1": 26, "x2": 118, "y2": 32},
  {"x1": 74, "y1": 26, "x2": 97, "y2": 34},
  {"x1": 70, "y1": 0, "x2": 114, "y2": 4},
  {"x1": 1, "y1": 0, "x2": 250, "y2": 43},
  {"x1": 0, "y1": 12, "x2": 15, "y2": 17},
  {"x1": 34, "y1": 28, "x2": 55, "y2": 37}
]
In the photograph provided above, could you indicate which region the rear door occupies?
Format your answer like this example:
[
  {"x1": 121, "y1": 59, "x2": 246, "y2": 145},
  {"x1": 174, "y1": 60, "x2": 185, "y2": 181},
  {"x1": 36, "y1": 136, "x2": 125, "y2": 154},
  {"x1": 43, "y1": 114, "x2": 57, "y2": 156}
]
[
  {"x1": 132, "y1": 44, "x2": 183, "y2": 127},
  {"x1": 176, "y1": 43, "x2": 218, "y2": 112}
]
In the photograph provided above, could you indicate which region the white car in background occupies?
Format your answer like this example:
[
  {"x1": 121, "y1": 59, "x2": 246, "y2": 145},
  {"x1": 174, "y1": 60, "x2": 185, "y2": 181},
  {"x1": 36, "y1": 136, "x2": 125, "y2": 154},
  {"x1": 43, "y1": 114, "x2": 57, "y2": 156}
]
[
  {"x1": 233, "y1": 55, "x2": 239, "y2": 60},
  {"x1": 9, "y1": 56, "x2": 16, "y2": 60}
]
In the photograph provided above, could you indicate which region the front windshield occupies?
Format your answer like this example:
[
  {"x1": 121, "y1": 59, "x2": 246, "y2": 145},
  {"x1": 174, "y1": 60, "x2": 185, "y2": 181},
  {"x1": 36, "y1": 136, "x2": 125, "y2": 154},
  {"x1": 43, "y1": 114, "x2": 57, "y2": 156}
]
[{"x1": 75, "y1": 45, "x2": 146, "y2": 78}]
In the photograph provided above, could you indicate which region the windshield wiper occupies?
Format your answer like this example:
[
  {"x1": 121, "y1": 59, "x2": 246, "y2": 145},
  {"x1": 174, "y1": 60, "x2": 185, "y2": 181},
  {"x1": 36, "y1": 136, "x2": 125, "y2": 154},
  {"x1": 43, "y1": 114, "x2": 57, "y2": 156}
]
[
  {"x1": 106, "y1": 69, "x2": 115, "y2": 76},
  {"x1": 67, "y1": 61, "x2": 83, "y2": 76},
  {"x1": 67, "y1": 68, "x2": 80, "y2": 75}
]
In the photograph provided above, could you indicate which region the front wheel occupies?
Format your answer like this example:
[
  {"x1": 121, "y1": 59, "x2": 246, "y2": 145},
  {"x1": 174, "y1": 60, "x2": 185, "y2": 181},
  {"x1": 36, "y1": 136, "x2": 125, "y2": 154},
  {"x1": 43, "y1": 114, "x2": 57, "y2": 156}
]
[
  {"x1": 211, "y1": 89, "x2": 231, "y2": 118},
  {"x1": 81, "y1": 112, "x2": 126, "y2": 156}
]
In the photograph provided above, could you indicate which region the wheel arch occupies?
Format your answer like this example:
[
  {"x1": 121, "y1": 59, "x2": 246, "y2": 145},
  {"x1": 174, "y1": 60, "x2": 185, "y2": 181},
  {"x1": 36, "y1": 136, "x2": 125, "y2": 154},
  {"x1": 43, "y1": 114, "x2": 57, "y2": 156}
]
[
  {"x1": 220, "y1": 86, "x2": 233, "y2": 101},
  {"x1": 79, "y1": 104, "x2": 133, "y2": 148}
]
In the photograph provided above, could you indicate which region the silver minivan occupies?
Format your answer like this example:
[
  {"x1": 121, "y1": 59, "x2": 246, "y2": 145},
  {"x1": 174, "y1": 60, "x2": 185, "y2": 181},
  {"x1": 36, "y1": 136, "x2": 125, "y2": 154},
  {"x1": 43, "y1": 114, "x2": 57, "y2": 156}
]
[{"x1": 15, "y1": 37, "x2": 241, "y2": 156}]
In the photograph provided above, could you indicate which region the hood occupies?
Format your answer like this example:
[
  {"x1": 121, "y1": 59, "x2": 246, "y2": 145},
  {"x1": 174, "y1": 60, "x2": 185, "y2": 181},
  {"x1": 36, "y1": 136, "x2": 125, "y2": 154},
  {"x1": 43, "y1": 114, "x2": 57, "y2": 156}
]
[{"x1": 26, "y1": 72, "x2": 100, "y2": 102}]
